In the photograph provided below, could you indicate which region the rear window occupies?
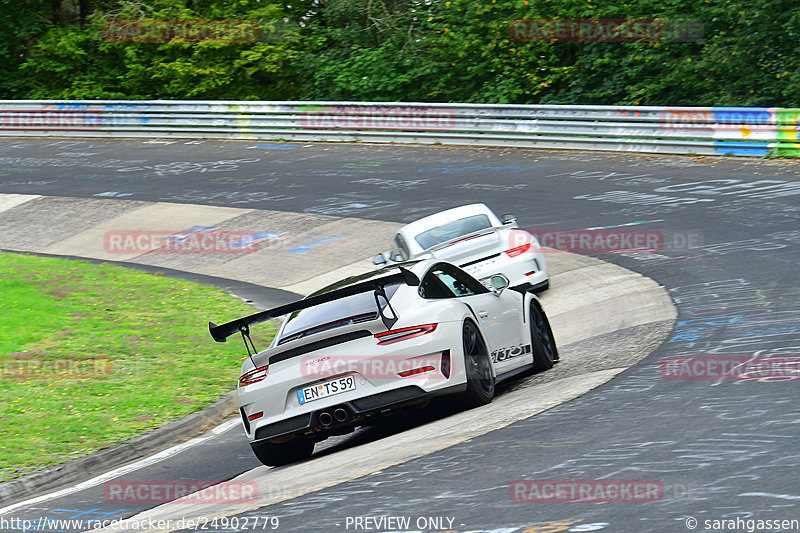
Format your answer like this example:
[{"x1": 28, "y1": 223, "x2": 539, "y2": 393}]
[
  {"x1": 278, "y1": 284, "x2": 401, "y2": 344},
  {"x1": 414, "y1": 214, "x2": 492, "y2": 250}
]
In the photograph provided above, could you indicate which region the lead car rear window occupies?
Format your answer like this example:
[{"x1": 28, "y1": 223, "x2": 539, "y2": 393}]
[
  {"x1": 414, "y1": 214, "x2": 492, "y2": 250},
  {"x1": 278, "y1": 284, "x2": 402, "y2": 345}
]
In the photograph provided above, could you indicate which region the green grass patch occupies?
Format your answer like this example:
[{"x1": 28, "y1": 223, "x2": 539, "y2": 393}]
[{"x1": 0, "y1": 252, "x2": 274, "y2": 481}]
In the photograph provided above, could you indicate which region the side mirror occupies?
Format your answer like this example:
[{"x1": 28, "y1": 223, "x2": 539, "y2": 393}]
[
  {"x1": 490, "y1": 274, "x2": 510, "y2": 295},
  {"x1": 501, "y1": 213, "x2": 517, "y2": 225},
  {"x1": 372, "y1": 253, "x2": 387, "y2": 265}
]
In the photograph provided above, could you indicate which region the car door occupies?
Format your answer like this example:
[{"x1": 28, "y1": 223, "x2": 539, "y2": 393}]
[{"x1": 422, "y1": 263, "x2": 528, "y2": 375}]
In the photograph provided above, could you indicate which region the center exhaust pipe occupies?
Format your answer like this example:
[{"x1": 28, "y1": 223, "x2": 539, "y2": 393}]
[
  {"x1": 319, "y1": 412, "x2": 333, "y2": 427},
  {"x1": 334, "y1": 408, "x2": 348, "y2": 422}
]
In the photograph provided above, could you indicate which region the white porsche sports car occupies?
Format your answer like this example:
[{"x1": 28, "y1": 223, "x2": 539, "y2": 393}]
[
  {"x1": 373, "y1": 203, "x2": 549, "y2": 293},
  {"x1": 209, "y1": 259, "x2": 558, "y2": 466}
]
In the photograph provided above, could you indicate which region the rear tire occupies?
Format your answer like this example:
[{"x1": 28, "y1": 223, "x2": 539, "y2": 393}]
[
  {"x1": 461, "y1": 319, "x2": 495, "y2": 407},
  {"x1": 530, "y1": 301, "x2": 558, "y2": 372},
  {"x1": 251, "y1": 439, "x2": 314, "y2": 467}
]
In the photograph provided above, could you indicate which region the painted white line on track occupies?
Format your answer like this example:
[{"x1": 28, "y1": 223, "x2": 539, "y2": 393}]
[
  {"x1": 0, "y1": 418, "x2": 238, "y2": 515},
  {"x1": 213, "y1": 418, "x2": 241, "y2": 435},
  {"x1": 0, "y1": 197, "x2": 675, "y2": 524},
  {"x1": 585, "y1": 219, "x2": 664, "y2": 230},
  {"x1": 93, "y1": 368, "x2": 632, "y2": 533},
  {"x1": 739, "y1": 492, "x2": 800, "y2": 501}
]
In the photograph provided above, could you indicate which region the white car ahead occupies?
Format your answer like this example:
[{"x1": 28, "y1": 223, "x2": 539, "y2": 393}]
[
  {"x1": 373, "y1": 203, "x2": 549, "y2": 292},
  {"x1": 208, "y1": 259, "x2": 558, "y2": 466}
]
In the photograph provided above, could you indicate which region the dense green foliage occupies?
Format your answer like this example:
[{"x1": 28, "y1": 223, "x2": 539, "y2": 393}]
[{"x1": 2, "y1": 0, "x2": 799, "y2": 105}]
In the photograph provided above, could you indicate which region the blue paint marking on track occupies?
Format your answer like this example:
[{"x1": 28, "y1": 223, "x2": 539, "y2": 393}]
[
  {"x1": 163, "y1": 225, "x2": 219, "y2": 242},
  {"x1": 51, "y1": 508, "x2": 121, "y2": 519},
  {"x1": 287, "y1": 237, "x2": 343, "y2": 254},
  {"x1": 668, "y1": 315, "x2": 745, "y2": 343},
  {"x1": 246, "y1": 144, "x2": 296, "y2": 150},
  {"x1": 228, "y1": 231, "x2": 289, "y2": 249}
]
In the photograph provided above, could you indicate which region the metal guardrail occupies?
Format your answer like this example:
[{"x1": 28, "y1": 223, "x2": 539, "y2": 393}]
[{"x1": 1, "y1": 100, "x2": 798, "y2": 157}]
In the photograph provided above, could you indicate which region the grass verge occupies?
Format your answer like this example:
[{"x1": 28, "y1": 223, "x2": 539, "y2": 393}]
[{"x1": 0, "y1": 251, "x2": 274, "y2": 481}]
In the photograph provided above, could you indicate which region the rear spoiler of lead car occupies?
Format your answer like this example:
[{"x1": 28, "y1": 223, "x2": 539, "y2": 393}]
[
  {"x1": 423, "y1": 227, "x2": 500, "y2": 256},
  {"x1": 208, "y1": 267, "x2": 420, "y2": 349}
]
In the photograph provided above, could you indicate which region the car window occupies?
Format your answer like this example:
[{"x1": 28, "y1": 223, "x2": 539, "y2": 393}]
[
  {"x1": 392, "y1": 234, "x2": 410, "y2": 261},
  {"x1": 419, "y1": 263, "x2": 488, "y2": 299},
  {"x1": 418, "y1": 272, "x2": 454, "y2": 299},
  {"x1": 279, "y1": 283, "x2": 401, "y2": 344},
  {"x1": 413, "y1": 214, "x2": 492, "y2": 250}
]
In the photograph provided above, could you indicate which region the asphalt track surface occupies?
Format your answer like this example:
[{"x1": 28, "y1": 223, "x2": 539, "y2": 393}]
[{"x1": 1, "y1": 139, "x2": 800, "y2": 532}]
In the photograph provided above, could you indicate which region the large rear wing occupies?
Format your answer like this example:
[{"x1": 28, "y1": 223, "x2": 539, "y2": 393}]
[{"x1": 208, "y1": 267, "x2": 420, "y2": 344}]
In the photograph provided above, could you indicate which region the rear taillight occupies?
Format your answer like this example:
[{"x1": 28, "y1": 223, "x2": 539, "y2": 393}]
[
  {"x1": 239, "y1": 365, "x2": 269, "y2": 386},
  {"x1": 375, "y1": 324, "x2": 438, "y2": 345},
  {"x1": 505, "y1": 244, "x2": 531, "y2": 257}
]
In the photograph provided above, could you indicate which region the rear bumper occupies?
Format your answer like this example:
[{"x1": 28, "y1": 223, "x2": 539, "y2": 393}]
[
  {"x1": 239, "y1": 320, "x2": 469, "y2": 441},
  {"x1": 249, "y1": 383, "x2": 466, "y2": 445},
  {"x1": 461, "y1": 250, "x2": 548, "y2": 292},
  {"x1": 513, "y1": 278, "x2": 549, "y2": 293}
]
